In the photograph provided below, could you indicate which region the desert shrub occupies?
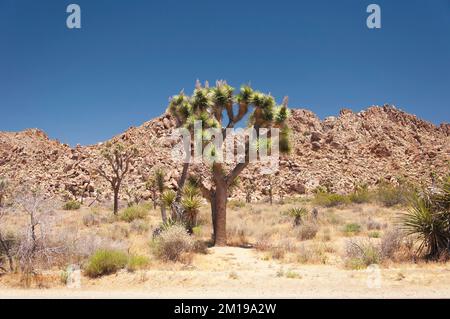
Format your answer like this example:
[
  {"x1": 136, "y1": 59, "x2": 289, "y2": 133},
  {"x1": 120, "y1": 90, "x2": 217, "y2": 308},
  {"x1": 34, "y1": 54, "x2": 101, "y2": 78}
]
[
  {"x1": 109, "y1": 224, "x2": 130, "y2": 240},
  {"x1": 313, "y1": 192, "x2": 350, "y2": 207},
  {"x1": 296, "y1": 221, "x2": 319, "y2": 240},
  {"x1": 126, "y1": 255, "x2": 150, "y2": 272},
  {"x1": 344, "y1": 239, "x2": 381, "y2": 269},
  {"x1": 119, "y1": 205, "x2": 148, "y2": 222},
  {"x1": 297, "y1": 243, "x2": 328, "y2": 264},
  {"x1": 368, "y1": 231, "x2": 381, "y2": 238},
  {"x1": 284, "y1": 207, "x2": 308, "y2": 226},
  {"x1": 321, "y1": 228, "x2": 331, "y2": 241},
  {"x1": 342, "y1": 223, "x2": 362, "y2": 235},
  {"x1": 227, "y1": 223, "x2": 250, "y2": 247},
  {"x1": 130, "y1": 219, "x2": 149, "y2": 234},
  {"x1": 193, "y1": 240, "x2": 209, "y2": 254},
  {"x1": 154, "y1": 224, "x2": 194, "y2": 262},
  {"x1": 84, "y1": 249, "x2": 128, "y2": 278},
  {"x1": 349, "y1": 185, "x2": 372, "y2": 204},
  {"x1": 366, "y1": 217, "x2": 382, "y2": 230},
  {"x1": 380, "y1": 228, "x2": 404, "y2": 260},
  {"x1": 63, "y1": 200, "x2": 81, "y2": 210},
  {"x1": 325, "y1": 211, "x2": 343, "y2": 225},
  {"x1": 82, "y1": 213, "x2": 99, "y2": 227},
  {"x1": 375, "y1": 182, "x2": 413, "y2": 207},
  {"x1": 401, "y1": 179, "x2": 449, "y2": 259},
  {"x1": 228, "y1": 200, "x2": 245, "y2": 210}
]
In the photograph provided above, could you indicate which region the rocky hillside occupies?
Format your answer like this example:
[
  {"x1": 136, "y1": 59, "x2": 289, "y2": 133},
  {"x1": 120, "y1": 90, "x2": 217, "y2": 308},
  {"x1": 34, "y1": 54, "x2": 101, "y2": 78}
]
[{"x1": 0, "y1": 105, "x2": 448, "y2": 203}]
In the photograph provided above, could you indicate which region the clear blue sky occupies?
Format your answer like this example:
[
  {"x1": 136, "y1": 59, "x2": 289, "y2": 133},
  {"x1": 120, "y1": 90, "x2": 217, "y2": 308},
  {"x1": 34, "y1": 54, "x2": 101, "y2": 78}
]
[{"x1": 1, "y1": 0, "x2": 449, "y2": 146}]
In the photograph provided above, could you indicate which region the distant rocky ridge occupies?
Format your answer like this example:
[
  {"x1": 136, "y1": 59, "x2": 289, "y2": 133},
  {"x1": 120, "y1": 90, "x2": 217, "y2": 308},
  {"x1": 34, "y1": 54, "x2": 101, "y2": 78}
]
[{"x1": 0, "y1": 105, "x2": 448, "y2": 203}]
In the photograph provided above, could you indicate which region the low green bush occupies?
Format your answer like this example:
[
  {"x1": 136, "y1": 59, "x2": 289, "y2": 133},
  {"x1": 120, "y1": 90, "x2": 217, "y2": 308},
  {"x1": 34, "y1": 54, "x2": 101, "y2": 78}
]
[
  {"x1": 84, "y1": 249, "x2": 128, "y2": 278},
  {"x1": 313, "y1": 192, "x2": 350, "y2": 207},
  {"x1": 119, "y1": 205, "x2": 148, "y2": 222},
  {"x1": 127, "y1": 255, "x2": 150, "y2": 272},
  {"x1": 342, "y1": 223, "x2": 362, "y2": 235},
  {"x1": 63, "y1": 200, "x2": 81, "y2": 210}
]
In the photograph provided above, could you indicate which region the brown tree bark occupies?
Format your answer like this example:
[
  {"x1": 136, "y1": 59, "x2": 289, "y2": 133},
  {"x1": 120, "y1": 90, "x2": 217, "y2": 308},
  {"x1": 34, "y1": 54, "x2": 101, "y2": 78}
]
[{"x1": 113, "y1": 188, "x2": 119, "y2": 215}]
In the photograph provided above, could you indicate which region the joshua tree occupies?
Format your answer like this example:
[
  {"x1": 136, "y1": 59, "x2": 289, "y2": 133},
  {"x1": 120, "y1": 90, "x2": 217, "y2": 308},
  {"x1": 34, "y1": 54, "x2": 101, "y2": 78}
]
[
  {"x1": 146, "y1": 168, "x2": 167, "y2": 222},
  {"x1": 97, "y1": 142, "x2": 138, "y2": 214},
  {"x1": 0, "y1": 178, "x2": 8, "y2": 207},
  {"x1": 167, "y1": 80, "x2": 290, "y2": 245}
]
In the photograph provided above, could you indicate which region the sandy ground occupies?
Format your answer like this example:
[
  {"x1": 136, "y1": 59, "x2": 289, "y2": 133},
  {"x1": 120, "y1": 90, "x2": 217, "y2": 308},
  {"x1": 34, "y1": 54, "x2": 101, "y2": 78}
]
[{"x1": 1, "y1": 247, "x2": 450, "y2": 299}]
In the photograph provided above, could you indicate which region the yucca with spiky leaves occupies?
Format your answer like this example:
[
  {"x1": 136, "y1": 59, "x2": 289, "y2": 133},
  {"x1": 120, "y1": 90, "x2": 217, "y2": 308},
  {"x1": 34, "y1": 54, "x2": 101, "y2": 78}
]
[
  {"x1": 167, "y1": 81, "x2": 291, "y2": 245},
  {"x1": 286, "y1": 207, "x2": 309, "y2": 226},
  {"x1": 401, "y1": 176, "x2": 450, "y2": 259},
  {"x1": 161, "y1": 190, "x2": 176, "y2": 208}
]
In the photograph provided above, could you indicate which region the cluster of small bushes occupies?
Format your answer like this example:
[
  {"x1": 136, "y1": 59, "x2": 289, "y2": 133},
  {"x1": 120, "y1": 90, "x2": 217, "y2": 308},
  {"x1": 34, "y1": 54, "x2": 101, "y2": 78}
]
[
  {"x1": 84, "y1": 249, "x2": 150, "y2": 278},
  {"x1": 344, "y1": 228, "x2": 414, "y2": 269},
  {"x1": 313, "y1": 181, "x2": 416, "y2": 208},
  {"x1": 63, "y1": 200, "x2": 81, "y2": 210},
  {"x1": 119, "y1": 204, "x2": 148, "y2": 222}
]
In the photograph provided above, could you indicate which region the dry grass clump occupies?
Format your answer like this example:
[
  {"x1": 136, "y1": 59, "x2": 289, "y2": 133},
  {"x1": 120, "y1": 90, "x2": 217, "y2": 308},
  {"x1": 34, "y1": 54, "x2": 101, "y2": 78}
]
[
  {"x1": 153, "y1": 224, "x2": 194, "y2": 262},
  {"x1": 297, "y1": 243, "x2": 329, "y2": 264},
  {"x1": 344, "y1": 239, "x2": 381, "y2": 269},
  {"x1": 295, "y1": 221, "x2": 319, "y2": 240},
  {"x1": 130, "y1": 219, "x2": 149, "y2": 234}
]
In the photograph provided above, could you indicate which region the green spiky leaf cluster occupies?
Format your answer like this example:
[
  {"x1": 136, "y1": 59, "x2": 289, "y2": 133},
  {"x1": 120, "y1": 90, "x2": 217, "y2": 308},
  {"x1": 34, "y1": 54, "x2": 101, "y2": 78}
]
[
  {"x1": 401, "y1": 175, "x2": 450, "y2": 259},
  {"x1": 167, "y1": 81, "x2": 291, "y2": 157}
]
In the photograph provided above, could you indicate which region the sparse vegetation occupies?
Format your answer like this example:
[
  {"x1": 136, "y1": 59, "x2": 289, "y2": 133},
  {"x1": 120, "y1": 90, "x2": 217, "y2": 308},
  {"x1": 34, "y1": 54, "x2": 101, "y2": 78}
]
[
  {"x1": 84, "y1": 249, "x2": 128, "y2": 278},
  {"x1": 119, "y1": 205, "x2": 148, "y2": 222},
  {"x1": 313, "y1": 191, "x2": 350, "y2": 207},
  {"x1": 401, "y1": 176, "x2": 449, "y2": 259},
  {"x1": 345, "y1": 239, "x2": 381, "y2": 269},
  {"x1": 342, "y1": 223, "x2": 362, "y2": 235},
  {"x1": 285, "y1": 207, "x2": 308, "y2": 226},
  {"x1": 126, "y1": 255, "x2": 150, "y2": 272},
  {"x1": 296, "y1": 221, "x2": 319, "y2": 240},
  {"x1": 63, "y1": 200, "x2": 81, "y2": 210},
  {"x1": 154, "y1": 224, "x2": 194, "y2": 262}
]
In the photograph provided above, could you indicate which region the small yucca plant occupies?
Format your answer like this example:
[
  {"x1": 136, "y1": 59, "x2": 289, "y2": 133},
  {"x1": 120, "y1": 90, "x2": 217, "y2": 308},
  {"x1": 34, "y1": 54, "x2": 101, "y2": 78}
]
[
  {"x1": 161, "y1": 190, "x2": 176, "y2": 207},
  {"x1": 401, "y1": 176, "x2": 450, "y2": 259},
  {"x1": 286, "y1": 207, "x2": 308, "y2": 226}
]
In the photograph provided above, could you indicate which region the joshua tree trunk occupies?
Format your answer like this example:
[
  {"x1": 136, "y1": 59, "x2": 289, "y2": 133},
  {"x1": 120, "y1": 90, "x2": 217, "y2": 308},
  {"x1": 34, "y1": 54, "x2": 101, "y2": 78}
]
[
  {"x1": 212, "y1": 164, "x2": 228, "y2": 246},
  {"x1": 113, "y1": 187, "x2": 119, "y2": 215},
  {"x1": 160, "y1": 204, "x2": 167, "y2": 224}
]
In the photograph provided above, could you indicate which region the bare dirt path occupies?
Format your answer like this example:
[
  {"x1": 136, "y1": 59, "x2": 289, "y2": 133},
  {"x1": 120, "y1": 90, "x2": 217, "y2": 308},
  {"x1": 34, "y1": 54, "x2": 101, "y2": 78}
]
[{"x1": 1, "y1": 247, "x2": 450, "y2": 298}]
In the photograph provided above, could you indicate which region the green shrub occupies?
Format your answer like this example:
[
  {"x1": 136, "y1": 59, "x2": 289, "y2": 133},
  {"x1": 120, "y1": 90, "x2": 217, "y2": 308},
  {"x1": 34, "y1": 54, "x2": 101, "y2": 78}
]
[
  {"x1": 119, "y1": 205, "x2": 148, "y2": 222},
  {"x1": 349, "y1": 186, "x2": 372, "y2": 204},
  {"x1": 130, "y1": 219, "x2": 149, "y2": 234},
  {"x1": 342, "y1": 223, "x2": 361, "y2": 235},
  {"x1": 375, "y1": 182, "x2": 413, "y2": 207},
  {"x1": 368, "y1": 231, "x2": 381, "y2": 238},
  {"x1": 127, "y1": 255, "x2": 150, "y2": 272},
  {"x1": 63, "y1": 200, "x2": 81, "y2": 210},
  {"x1": 228, "y1": 200, "x2": 245, "y2": 210},
  {"x1": 313, "y1": 192, "x2": 350, "y2": 207},
  {"x1": 84, "y1": 249, "x2": 128, "y2": 278},
  {"x1": 401, "y1": 179, "x2": 450, "y2": 259},
  {"x1": 154, "y1": 224, "x2": 194, "y2": 262}
]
